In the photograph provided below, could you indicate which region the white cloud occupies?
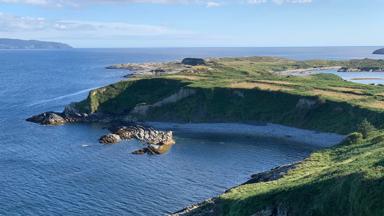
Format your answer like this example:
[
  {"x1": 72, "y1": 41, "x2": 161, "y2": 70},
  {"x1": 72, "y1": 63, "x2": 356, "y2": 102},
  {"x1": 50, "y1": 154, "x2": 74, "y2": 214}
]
[
  {"x1": 247, "y1": 0, "x2": 267, "y2": 5},
  {"x1": 272, "y1": 0, "x2": 312, "y2": 4},
  {"x1": 0, "y1": 0, "x2": 312, "y2": 7},
  {"x1": 0, "y1": 0, "x2": 214, "y2": 7},
  {"x1": 0, "y1": 12, "x2": 193, "y2": 40},
  {"x1": 206, "y1": 1, "x2": 221, "y2": 7},
  {"x1": 247, "y1": 0, "x2": 312, "y2": 4}
]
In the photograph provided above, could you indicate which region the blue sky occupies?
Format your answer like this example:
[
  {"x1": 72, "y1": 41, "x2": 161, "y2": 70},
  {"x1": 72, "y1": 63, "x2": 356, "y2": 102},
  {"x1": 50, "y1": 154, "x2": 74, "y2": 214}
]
[{"x1": 0, "y1": 0, "x2": 383, "y2": 48}]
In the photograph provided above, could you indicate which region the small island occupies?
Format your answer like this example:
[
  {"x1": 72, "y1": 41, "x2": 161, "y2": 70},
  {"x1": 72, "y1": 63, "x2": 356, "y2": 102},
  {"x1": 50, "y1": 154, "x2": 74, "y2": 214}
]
[
  {"x1": 0, "y1": 38, "x2": 72, "y2": 49},
  {"x1": 373, "y1": 48, "x2": 384, "y2": 55}
]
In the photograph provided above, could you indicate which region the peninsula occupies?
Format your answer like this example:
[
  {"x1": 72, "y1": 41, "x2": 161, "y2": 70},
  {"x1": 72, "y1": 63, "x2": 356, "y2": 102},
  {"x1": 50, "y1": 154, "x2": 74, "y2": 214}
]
[
  {"x1": 373, "y1": 48, "x2": 384, "y2": 55},
  {"x1": 28, "y1": 57, "x2": 384, "y2": 215},
  {"x1": 0, "y1": 38, "x2": 72, "y2": 49}
]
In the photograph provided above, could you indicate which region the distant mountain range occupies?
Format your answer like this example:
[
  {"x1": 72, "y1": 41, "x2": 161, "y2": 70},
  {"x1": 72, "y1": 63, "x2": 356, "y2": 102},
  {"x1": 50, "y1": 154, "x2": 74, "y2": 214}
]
[
  {"x1": 0, "y1": 38, "x2": 72, "y2": 49},
  {"x1": 373, "y1": 48, "x2": 384, "y2": 55}
]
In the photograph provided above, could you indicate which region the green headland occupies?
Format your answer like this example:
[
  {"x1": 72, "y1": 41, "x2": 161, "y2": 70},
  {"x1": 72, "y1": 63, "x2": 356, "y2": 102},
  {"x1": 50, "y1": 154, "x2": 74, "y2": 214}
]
[{"x1": 65, "y1": 57, "x2": 384, "y2": 215}]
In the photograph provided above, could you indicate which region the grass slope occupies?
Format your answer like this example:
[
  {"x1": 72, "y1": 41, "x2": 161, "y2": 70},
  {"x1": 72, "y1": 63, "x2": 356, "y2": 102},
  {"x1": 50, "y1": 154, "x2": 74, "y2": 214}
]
[{"x1": 194, "y1": 130, "x2": 384, "y2": 216}]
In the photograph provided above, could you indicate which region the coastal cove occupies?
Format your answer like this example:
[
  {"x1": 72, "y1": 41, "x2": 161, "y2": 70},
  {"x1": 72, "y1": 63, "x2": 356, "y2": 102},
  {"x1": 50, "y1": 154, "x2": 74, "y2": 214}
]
[{"x1": 2, "y1": 47, "x2": 384, "y2": 215}]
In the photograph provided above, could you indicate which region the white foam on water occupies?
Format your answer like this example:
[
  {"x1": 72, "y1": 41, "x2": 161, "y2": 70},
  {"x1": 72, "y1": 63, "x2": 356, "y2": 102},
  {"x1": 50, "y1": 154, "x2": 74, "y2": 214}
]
[{"x1": 27, "y1": 87, "x2": 96, "y2": 107}]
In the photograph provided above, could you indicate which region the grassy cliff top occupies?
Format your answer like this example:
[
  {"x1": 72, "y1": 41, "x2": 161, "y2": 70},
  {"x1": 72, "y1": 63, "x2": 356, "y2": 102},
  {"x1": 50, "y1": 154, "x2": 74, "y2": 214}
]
[{"x1": 78, "y1": 57, "x2": 384, "y2": 115}]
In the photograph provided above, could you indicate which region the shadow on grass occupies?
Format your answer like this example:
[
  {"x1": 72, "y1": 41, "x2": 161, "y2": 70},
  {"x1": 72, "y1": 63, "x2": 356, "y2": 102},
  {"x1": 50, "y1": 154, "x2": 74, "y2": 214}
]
[{"x1": 216, "y1": 173, "x2": 384, "y2": 216}]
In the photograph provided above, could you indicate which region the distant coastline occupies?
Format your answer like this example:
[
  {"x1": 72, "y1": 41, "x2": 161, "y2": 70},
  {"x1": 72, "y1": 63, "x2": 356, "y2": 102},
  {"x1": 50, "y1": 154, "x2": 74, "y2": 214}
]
[
  {"x1": 373, "y1": 48, "x2": 384, "y2": 55},
  {"x1": 0, "y1": 38, "x2": 72, "y2": 49}
]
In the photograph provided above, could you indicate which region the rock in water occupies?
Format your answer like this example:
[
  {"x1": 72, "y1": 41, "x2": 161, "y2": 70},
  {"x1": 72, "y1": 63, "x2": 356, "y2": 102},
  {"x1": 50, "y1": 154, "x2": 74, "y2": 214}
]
[
  {"x1": 26, "y1": 112, "x2": 66, "y2": 125},
  {"x1": 373, "y1": 48, "x2": 384, "y2": 55},
  {"x1": 131, "y1": 148, "x2": 150, "y2": 155},
  {"x1": 181, "y1": 58, "x2": 206, "y2": 66},
  {"x1": 99, "y1": 134, "x2": 122, "y2": 144},
  {"x1": 102, "y1": 125, "x2": 176, "y2": 154}
]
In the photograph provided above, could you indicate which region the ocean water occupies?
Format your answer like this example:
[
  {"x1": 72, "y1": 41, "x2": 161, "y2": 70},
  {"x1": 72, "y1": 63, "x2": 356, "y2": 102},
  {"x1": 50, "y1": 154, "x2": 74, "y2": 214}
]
[
  {"x1": 0, "y1": 47, "x2": 380, "y2": 215},
  {"x1": 318, "y1": 70, "x2": 384, "y2": 85}
]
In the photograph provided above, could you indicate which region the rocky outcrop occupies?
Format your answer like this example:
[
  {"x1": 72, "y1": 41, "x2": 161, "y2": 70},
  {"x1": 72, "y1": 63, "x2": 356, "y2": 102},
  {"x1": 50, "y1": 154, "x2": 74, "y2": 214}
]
[
  {"x1": 181, "y1": 58, "x2": 206, "y2": 66},
  {"x1": 373, "y1": 48, "x2": 384, "y2": 55},
  {"x1": 26, "y1": 111, "x2": 98, "y2": 125},
  {"x1": 171, "y1": 163, "x2": 297, "y2": 216},
  {"x1": 243, "y1": 163, "x2": 297, "y2": 185},
  {"x1": 106, "y1": 61, "x2": 194, "y2": 76},
  {"x1": 100, "y1": 125, "x2": 176, "y2": 154},
  {"x1": 295, "y1": 98, "x2": 323, "y2": 110},
  {"x1": 99, "y1": 134, "x2": 122, "y2": 144},
  {"x1": 26, "y1": 112, "x2": 67, "y2": 125},
  {"x1": 27, "y1": 103, "x2": 104, "y2": 126}
]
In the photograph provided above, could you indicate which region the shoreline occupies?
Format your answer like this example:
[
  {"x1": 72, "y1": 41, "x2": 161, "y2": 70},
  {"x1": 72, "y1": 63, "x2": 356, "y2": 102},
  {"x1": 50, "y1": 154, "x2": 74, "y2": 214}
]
[
  {"x1": 147, "y1": 122, "x2": 345, "y2": 148},
  {"x1": 277, "y1": 66, "x2": 341, "y2": 76}
]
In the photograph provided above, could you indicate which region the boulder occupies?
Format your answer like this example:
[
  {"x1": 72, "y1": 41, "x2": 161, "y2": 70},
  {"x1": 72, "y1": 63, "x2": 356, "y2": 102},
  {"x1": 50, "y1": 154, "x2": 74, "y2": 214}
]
[
  {"x1": 99, "y1": 134, "x2": 122, "y2": 144},
  {"x1": 131, "y1": 148, "x2": 150, "y2": 155},
  {"x1": 26, "y1": 112, "x2": 66, "y2": 125},
  {"x1": 181, "y1": 58, "x2": 206, "y2": 66}
]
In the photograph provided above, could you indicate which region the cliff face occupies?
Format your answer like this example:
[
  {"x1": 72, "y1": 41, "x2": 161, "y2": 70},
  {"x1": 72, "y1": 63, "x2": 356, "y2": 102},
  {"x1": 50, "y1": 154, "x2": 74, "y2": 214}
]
[
  {"x1": 373, "y1": 48, "x2": 384, "y2": 55},
  {"x1": 0, "y1": 38, "x2": 72, "y2": 49}
]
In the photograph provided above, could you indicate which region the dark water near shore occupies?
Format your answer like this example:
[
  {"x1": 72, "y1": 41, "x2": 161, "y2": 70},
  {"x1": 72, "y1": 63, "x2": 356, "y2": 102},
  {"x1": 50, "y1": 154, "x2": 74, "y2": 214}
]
[{"x1": 0, "y1": 47, "x2": 380, "y2": 215}]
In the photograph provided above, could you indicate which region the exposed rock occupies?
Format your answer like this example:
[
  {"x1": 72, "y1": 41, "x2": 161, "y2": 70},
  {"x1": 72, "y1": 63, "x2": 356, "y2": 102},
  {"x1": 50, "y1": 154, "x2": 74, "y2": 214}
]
[
  {"x1": 182, "y1": 58, "x2": 206, "y2": 66},
  {"x1": 27, "y1": 104, "x2": 105, "y2": 126},
  {"x1": 171, "y1": 199, "x2": 217, "y2": 216},
  {"x1": 244, "y1": 163, "x2": 297, "y2": 185},
  {"x1": 373, "y1": 48, "x2": 384, "y2": 55},
  {"x1": 131, "y1": 148, "x2": 150, "y2": 155},
  {"x1": 106, "y1": 61, "x2": 191, "y2": 76},
  {"x1": 103, "y1": 125, "x2": 176, "y2": 154},
  {"x1": 106, "y1": 64, "x2": 145, "y2": 70},
  {"x1": 99, "y1": 133, "x2": 122, "y2": 144},
  {"x1": 296, "y1": 98, "x2": 323, "y2": 110},
  {"x1": 250, "y1": 204, "x2": 288, "y2": 216},
  {"x1": 26, "y1": 112, "x2": 66, "y2": 125}
]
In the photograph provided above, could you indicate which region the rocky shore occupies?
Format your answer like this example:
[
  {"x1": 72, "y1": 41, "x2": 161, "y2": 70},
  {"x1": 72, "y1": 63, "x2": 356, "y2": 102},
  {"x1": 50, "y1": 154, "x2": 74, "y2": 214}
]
[
  {"x1": 26, "y1": 111, "x2": 94, "y2": 125},
  {"x1": 26, "y1": 111, "x2": 176, "y2": 155}
]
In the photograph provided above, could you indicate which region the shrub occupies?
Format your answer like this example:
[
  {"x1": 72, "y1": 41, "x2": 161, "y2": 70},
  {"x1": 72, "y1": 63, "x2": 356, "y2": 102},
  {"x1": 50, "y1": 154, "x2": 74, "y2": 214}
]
[
  {"x1": 341, "y1": 132, "x2": 363, "y2": 145},
  {"x1": 357, "y1": 119, "x2": 376, "y2": 138},
  {"x1": 371, "y1": 135, "x2": 384, "y2": 144}
]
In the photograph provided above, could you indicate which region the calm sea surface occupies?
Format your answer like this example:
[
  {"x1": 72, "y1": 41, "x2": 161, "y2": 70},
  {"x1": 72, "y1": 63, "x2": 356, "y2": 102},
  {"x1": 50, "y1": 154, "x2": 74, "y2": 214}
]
[{"x1": 0, "y1": 47, "x2": 382, "y2": 215}]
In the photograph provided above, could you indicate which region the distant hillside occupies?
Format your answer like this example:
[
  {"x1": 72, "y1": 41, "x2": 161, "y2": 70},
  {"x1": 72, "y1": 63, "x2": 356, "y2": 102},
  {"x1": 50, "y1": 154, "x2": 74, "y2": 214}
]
[
  {"x1": 373, "y1": 48, "x2": 384, "y2": 55},
  {"x1": 0, "y1": 38, "x2": 72, "y2": 49}
]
